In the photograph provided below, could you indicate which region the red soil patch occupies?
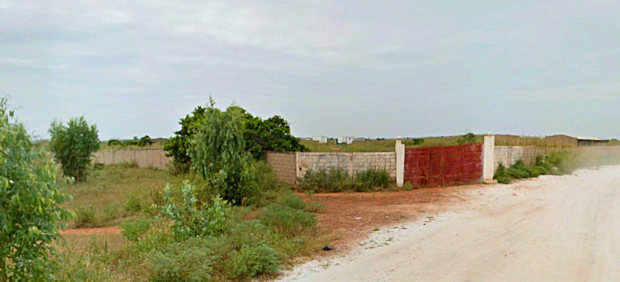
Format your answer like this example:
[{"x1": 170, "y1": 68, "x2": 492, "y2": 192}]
[
  {"x1": 305, "y1": 184, "x2": 481, "y2": 249},
  {"x1": 61, "y1": 226, "x2": 121, "y2": 235}
]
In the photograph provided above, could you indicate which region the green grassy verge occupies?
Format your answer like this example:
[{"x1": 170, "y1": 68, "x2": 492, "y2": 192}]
[{"x1": 58, "y1": 164, "x2": 328, "y2": 281}]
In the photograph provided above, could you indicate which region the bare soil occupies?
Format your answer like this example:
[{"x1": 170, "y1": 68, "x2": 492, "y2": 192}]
[{"x1": 281, "y1": 166, "x2": 620, "y2": 281}]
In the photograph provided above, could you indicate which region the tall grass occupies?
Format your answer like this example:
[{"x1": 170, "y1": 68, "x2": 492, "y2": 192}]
[{"x1": 298, "y1": 168, "x2": 393, "y2": 192}]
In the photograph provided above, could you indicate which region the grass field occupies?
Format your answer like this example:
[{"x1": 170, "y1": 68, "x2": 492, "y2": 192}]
[
  {"x1": 300, "y1": 134, "x2": 484, "y2": 152},
  {"x1": 58, "y1": 164, "x2": 329, "y2": 280},
  {"x1": 63, "y1": 164, "x2": 186, "y2": 228}
]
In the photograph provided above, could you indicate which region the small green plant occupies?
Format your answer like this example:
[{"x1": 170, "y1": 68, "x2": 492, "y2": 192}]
[
  {"x1": 159, "y1": 181, "x2": 231, "y2": 239},
  {"x1": 228, "y1": 244, "x2": 280, "y2": 279},
  {"x1": 75, "y1": 206, "x2": 98, "y2": 228},
  {"x1": 259, "y1": 203, "x2": 317, "y2": 235},
  {"x1": 494, "y1": 163, "x2": 513, "y2": 184},
  {"x1": 124, "y1": 194, "x2": 143, "y2": 214},
  {"x1": 146, "y1": 237, "x2": 224, "y2": 281},
  {"x1": 48, "y1": 116, "x2": 100, "y2": 181},
  {"x1": 121, "y1": 218, "x2": 153, "y2": 242},
  {"x1": 403, "y1": 182, "x2": 414, "y2": 191}
]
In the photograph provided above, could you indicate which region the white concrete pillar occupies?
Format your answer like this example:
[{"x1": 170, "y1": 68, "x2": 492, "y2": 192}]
[
  {"x1": 395, "y1": 137, "x2": 405, "y2": 187},
  {"x1": 483, "y1": 134, "x2": 496, "y2": 183}
]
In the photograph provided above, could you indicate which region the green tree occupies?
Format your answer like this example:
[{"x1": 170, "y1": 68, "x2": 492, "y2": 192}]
[
  {"x1": 138, "y1": 135, "x2": 153, "y2": 147},
  {"x1": 0, "y1": 99, "x2": 72, "y2": 280},
  {"x1": 188, "y1": 105, "x2": 255, "y2": 204},
  {"x1": 164, "y1": 100, "x2": 306, "y2": 172},
  {"x1": 163, "y1": 106, "x2": 207, "y2": 172},
  {"x1": 49, "y1": 116, "x2": 100, "y2": 181}
]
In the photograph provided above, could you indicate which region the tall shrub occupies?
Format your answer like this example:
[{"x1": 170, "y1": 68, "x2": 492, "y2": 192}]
[
  {"x1": 48, "y1": 116, "x2": 100, "y2": 181},
  {"x1": 165, "y1": 99, "x2": 305, "y2": 172},
  {"x1": 188, "y1": 105, "x2": 255, "y2": 204},
  {"x1": 0, "y1": 100, "x2": 72, "y2": 280}
]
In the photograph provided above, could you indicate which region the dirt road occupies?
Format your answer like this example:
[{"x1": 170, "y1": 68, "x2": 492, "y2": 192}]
[{"x1": 282, "y1": 166, "x2": 620, "y2": 281}]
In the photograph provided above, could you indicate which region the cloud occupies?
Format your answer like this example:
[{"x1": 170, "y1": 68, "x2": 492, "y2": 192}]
[{"x1": 1, "y1": 0, "x2": 619, "y2": 139}]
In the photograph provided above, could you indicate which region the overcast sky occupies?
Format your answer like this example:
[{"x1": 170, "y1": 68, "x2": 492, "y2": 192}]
[{"x1": 1, "y1": 1, "x2": 619, "y2": 140}]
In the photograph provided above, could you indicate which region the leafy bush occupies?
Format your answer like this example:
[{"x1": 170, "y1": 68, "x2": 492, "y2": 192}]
[
  {"x1": 124, "y1": 194, "x2": 143, "y2": 214},
  {"x1": 146, "y1": 237, "x2": 225, "y2": 282},
  {"x1": 160, "y1": 181, "x2": 230, "y2": 239},
  {"x1": 494, "y1": 163, "x2": 513, "y2": 184},
  {"x1": 75, "y1": 206, "x2": 98, "y2": 228},
  {"x1": 354, "y1": 169, "x2": 391, "y2": 191},
  {"x1": 299, "y1": 168, "x2": 351, "y2": 192},
  {"x1": 107, "y1": 139, "x2": 122, "y2": 146},
  {"x1": 228, "y1": 244, "x2": 280, "y2": 279},
  {"x1": 138, "y1": 135, "x2": 153, "y2": 146},
  {"x1": 0, "y1": 99, "x2": 72, "y2": 280},
  {"x1": 48, "y1": 116, "x2": 100, "y2": 181},
  {"x1": 121, "y1": 218, "x2": 152, "y2": 242},
  {"x1": 299, "y1": 168, "x2": 394, "y2": 193},
  {"x1": 164, "y1": 99, "x2": 305, "y2": 173},
  {"x1": 188, "y1": 104, "x2": 256, "y2": 204},
  {"x1": 506, "y1": 160, "x2": 531, "y2": 179}
]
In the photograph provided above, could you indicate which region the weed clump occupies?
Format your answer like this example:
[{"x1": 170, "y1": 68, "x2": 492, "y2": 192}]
[
  {"x1": 299, "y1": 168, "x2": 393, "y2": 193},
  {"x1": 494, "y1": 151, "x2": 579, "y2": 184}
]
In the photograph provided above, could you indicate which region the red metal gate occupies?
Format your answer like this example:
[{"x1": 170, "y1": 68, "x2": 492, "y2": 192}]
[{"x1": 404, "y1": 144, "x2": 483, "y2": 187}]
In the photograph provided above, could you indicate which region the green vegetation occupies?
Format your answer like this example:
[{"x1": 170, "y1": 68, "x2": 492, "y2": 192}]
[
  {"x1": 494, "y1": 151, "x2": 578, "y2": 184},
  {"x1": 49, "y1": 116, "x2": 100, "y2": 181},
  {"x1": 299, "y1": 168, "x2": 393, "y2": 192},
  {"x1": 63, "y1": 164, "x2": 186, "y2": 228},
  {"x1": 164, "y1": 99, "x2": 305, "y2": 173},
  {"x1": 55, "y1": 167, "x2": 324, "y2": 281},
  {"x1": 0, "y1": 100, "x2": 72, "y2": 280},
  {"x1": 107, "y1": 135, "x2": 154, "y2": 148},
  {"x1": 300, "y1": 134, "x2": 484, "y2": 153},
  {"x1": 188, "y1": 105, "x2": 255, "y2": 204}
]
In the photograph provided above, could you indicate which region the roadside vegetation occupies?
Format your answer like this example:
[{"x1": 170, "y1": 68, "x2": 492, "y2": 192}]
[
  {"x1": 52, "y1": 100, "x2": 328, "y2": 281},
  {"x1": 494, "y1": 151, "x2": 579, "y2": 184},
  {"x1": 299, "y1": 168, "x2": 393, "y2": 193}
]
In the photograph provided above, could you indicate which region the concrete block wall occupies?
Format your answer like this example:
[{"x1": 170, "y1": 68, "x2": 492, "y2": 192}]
[
  {"x1": 265, "y1": 152, "x2": 297, "y2": 185},
  {"x1": 294, "y1": 152, "x2": 396, "y2": 180},
  {"x1": 494, "y1": 146, "x2": 537, "y2": 168},
  {"x1": 93, "y1": 149, "x2": 172, "y2": 170}
]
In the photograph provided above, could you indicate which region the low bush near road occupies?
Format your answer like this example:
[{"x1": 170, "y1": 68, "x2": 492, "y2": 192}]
[
  {"x1": 494, "y1": 151, "x2": 579, "y2": 184},
  {"x1": 117, "y1": 182, "x2": 322, "y2": 281}
]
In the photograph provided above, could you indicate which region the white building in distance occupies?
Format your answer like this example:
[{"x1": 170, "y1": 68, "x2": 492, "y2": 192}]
[
  {"x1": 312, "y1": 136, "x2": 328, "y2": 144},
  {"x1": 338, "y1": 136, "x2": 355, "y2": 145}
]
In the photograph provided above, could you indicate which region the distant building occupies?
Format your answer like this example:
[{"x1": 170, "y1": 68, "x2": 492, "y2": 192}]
[
  {"x1": 337, "y1": 136, "x2": 355, "y2": 145},
  {"x1": 545, "y1": 135, "x2": 610, "y2": 147},
  {"x1": 312, "y1": 136, "x2": 328, "y2": 144}
]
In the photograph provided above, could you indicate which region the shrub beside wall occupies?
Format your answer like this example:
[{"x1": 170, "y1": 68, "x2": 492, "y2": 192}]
[{"x1": 298, "y1": 168, "x2": 393, "y2": 192}]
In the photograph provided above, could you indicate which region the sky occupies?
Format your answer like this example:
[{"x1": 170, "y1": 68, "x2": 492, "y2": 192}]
[{"x1": 1, "y1": 0, "x2": 619, "y2": 140}]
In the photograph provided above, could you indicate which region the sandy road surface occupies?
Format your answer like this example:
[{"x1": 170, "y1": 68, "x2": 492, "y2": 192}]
[{"x1": 281, "y1": 166, "x2": 620, "y2": 281}]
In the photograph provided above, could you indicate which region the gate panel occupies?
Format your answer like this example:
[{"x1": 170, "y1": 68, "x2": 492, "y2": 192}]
[{"x1": 404, "y1": 144, "x2": 483, "y2": 188}]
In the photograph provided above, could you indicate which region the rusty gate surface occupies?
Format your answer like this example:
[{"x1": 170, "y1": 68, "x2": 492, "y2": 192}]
[{"x1": 404, "y1": 144, "x2": 483, "y2": 187}]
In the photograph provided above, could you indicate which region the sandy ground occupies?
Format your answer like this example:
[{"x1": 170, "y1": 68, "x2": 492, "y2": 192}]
[{"x1": 280, "y1": 166, "x2": 620, "y2": 281}]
